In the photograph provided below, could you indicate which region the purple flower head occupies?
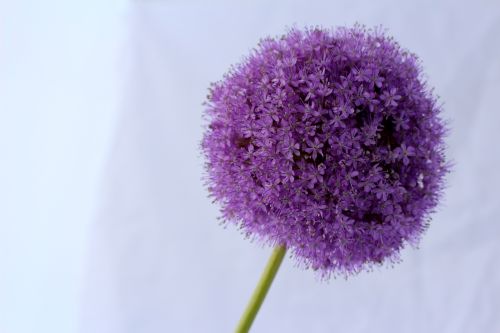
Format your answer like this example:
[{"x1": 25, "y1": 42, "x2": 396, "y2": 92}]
[{"x1": 202, "y1": 26, "x2": 448, "y2": 278}]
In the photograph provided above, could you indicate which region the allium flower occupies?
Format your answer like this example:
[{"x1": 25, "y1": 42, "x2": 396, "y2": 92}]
[{"x1": 202, "y1": 26, "x2": 448, "y2": 277}]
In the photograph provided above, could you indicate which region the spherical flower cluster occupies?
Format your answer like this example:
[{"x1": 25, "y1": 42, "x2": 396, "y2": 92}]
[{"x1": 202, "y1": 26, "x2": 448, "y2": 277}]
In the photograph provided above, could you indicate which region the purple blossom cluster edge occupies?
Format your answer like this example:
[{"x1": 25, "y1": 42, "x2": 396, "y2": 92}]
[{"x1": 202, "y1": 26, "x2": 448, "y2": 278}]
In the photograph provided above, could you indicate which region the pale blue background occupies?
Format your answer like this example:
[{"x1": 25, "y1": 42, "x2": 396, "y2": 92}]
[
  {"x1": 0, "y1": 1, "x2": 126, "y2": 332},
  {"x1": 1, "y1": 1, "x2": 500, "y2": 333}
]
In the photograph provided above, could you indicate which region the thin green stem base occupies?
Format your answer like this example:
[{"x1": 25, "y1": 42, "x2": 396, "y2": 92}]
[{"x1": 235, "y1": 244, "x2": 287, "y2": 333}]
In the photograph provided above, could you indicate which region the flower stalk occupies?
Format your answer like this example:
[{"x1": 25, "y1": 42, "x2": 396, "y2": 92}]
[{"x1": 235, "y1": 245, "x2": 287, "y2": 333}]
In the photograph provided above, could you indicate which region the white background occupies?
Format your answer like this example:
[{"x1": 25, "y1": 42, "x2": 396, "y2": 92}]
[
  {"x1": 1, "y1": 1, "x2": 500, "y2": 333},
  {"x1": 0, "y1": 2, "x2": 126, "y2": 332}
]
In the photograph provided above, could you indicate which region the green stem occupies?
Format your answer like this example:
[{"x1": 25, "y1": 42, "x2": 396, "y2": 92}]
[{"x1": 235, "y1": 244, "x2": 287, "y2": 333}]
